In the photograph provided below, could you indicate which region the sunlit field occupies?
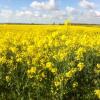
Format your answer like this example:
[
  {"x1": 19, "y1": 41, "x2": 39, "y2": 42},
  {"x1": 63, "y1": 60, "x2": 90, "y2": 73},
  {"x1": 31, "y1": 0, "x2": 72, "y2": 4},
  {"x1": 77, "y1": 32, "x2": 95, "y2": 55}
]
[{"x1": 0, "y1": 24, "x2": 100, "y2": 100}]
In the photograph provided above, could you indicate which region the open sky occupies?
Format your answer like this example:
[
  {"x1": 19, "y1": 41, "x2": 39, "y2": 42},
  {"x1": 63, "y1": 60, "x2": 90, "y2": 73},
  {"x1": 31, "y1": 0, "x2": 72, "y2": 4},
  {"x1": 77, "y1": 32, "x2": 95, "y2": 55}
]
[{"x1": 0, "y1": 0, "x2": 100, "y2": 24}]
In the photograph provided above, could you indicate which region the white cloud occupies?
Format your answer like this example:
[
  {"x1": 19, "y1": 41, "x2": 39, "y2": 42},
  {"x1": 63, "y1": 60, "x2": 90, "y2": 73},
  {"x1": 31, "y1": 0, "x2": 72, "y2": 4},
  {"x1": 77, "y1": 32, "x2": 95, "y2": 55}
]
[
  {"x1": 0, "y1": 9, "x2": 13, "y2": 18},
  {"x1": 15, "y1": 10, "x2": 43, "y2": 18},
  {"x1": 89, "y1": 10, "x2": 100, "y2": 17},
  {"x1": 94, "y1": 11, "x2": 100, "y2": 17},
  {"x1": 66, "y1": 7, "x2": 79, "y2": 15},
  {"x1": 78, "y1": 9, "x2": 100, "y2": 19},
  {"x1": 47, "y1": 10, "x2": 66, "y2": 19},
  {"x1": 79, "y1": 0, "x2": 95, "y2": 9},
  {"x1": 73, "y1": 9, "x2": 100, "y2": 24},
  {"x1": 16, "y1": 10, "x2": 33, "y2": 17},
  {"x1": 30, "y1": 0, "x2": 57, "y2": 10}
]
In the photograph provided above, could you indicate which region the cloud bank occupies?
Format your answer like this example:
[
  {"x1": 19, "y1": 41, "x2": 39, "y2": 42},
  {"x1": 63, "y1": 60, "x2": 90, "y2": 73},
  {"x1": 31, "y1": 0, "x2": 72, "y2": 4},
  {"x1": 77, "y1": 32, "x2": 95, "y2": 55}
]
[{"x1": 0, "y1": 0, "x2": 100, "y2": 24}]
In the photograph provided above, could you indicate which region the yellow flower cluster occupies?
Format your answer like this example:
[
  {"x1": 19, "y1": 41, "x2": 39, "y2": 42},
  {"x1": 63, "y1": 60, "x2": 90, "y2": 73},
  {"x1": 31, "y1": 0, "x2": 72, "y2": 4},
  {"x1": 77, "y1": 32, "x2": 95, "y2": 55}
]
[
  {"x1": 46, "y1": 62, "x2": 57, "y2": 73},
  {"x1": 94, "y1": 89, "x2": 100, "y2": 99},
  {"x1": 77, "y1": 63, "x2": 85, "y2": 71},
  {"x1": 66, "y1": 68, "x2": 77, "y2": 78},
  {"x1": 94, "y1": 64, "x2": 100, "y2": 74},
  {"x1": 73, "y1": 82, "x2": 78, "y2": 88},
  {"x1": 46, "y1": 62, "x2": 53, "y2": 69},
  {"x1": 96, "y1": 64, "x2": 100, "y2": 69},
  {"x1": 76, "y1": 47, "x2": 86, "y2": 61},
  {"x1": 27, "y1": 67, "x2": 36, "y2": 78},
  {"x1": 5, "y1": 75, "x2": 11, "y2": 82}
]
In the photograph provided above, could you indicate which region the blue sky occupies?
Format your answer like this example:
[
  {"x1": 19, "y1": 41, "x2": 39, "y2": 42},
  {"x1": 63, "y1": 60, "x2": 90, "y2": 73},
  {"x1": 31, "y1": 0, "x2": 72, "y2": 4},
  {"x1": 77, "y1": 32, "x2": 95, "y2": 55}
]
[{"x1": 0, "y1": 0, "x2": 100, "y2": 24}]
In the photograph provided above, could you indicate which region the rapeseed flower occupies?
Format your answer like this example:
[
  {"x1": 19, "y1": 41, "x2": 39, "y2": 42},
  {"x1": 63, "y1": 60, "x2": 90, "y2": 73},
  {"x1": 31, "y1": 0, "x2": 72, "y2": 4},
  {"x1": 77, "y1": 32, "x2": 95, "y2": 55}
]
[
  {"x1": 94, "y1": 89, "x2": 100, "y2": 99},
  {"x1": 77, "y1": 63, "x2": 85, "y2": 71}
]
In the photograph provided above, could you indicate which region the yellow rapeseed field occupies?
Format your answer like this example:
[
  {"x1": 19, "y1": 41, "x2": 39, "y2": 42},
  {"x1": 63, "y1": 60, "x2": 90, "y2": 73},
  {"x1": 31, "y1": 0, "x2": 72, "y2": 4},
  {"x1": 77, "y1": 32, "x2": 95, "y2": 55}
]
[{"x1": 0, "y1": 24, "x2": 100, "y2": 99}]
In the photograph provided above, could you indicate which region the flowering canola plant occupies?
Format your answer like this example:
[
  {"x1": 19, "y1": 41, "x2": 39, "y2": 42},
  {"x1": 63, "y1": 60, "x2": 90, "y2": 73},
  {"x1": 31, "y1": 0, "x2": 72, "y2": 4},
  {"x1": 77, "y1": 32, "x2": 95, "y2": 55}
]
[{"x1": 0, "y1": 25, "x2": 100, "y2": 100}]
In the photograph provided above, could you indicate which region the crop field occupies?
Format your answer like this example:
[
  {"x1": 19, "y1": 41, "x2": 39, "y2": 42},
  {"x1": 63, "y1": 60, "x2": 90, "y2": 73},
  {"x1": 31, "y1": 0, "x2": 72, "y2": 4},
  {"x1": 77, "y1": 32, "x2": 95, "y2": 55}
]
[{"x1": 0, "y1": 24, "x2": 100, "y2": 100}]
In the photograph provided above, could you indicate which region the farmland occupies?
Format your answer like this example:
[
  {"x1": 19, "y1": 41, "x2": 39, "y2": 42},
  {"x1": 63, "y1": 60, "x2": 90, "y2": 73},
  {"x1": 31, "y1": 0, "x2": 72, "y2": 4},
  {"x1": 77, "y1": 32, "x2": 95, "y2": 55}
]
[{"x1": 0, "y1": 24, "x2": 100, "y2": 100}]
